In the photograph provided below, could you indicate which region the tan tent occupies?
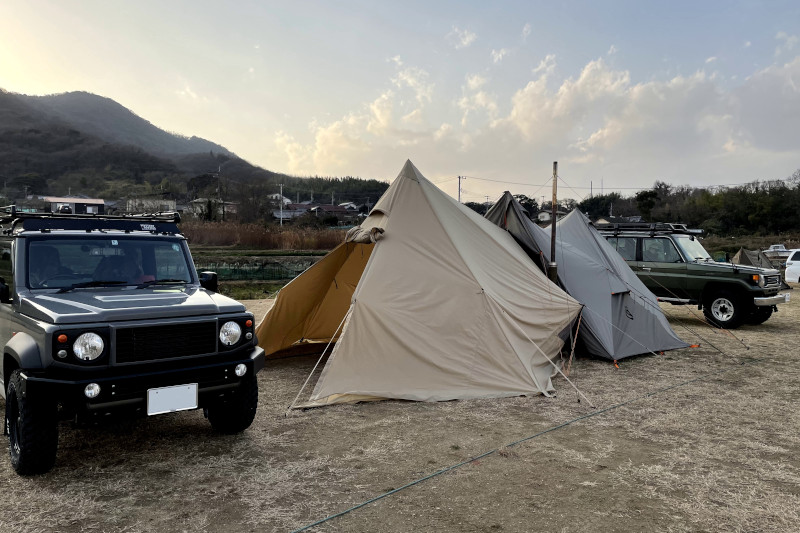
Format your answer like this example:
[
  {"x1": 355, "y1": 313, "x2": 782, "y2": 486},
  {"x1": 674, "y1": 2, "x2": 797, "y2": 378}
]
[{"x1": 256, "y1": 161, "x2": 582, "y2": 407}]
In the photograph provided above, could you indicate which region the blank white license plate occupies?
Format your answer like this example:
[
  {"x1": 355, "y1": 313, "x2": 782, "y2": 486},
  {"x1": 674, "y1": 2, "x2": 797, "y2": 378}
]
[{"x1": 147, "y1": 384, "x2": 198, "y2": 416}]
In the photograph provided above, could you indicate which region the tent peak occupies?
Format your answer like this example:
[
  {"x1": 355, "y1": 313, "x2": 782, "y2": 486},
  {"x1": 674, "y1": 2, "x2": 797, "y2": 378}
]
[{"x1": 399, "y1": 160, "x2": 423, "y2": 182}]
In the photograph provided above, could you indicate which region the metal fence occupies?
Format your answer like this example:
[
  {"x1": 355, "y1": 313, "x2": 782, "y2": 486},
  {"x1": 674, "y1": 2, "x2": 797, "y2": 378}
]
[{"x1": 194, "y1": 262, "x2": 306, "y2": 281}]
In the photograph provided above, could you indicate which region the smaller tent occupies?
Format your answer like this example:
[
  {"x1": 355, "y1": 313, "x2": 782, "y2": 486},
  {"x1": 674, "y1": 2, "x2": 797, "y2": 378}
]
[
  {"x1": 257, "y1": 162, "x2": 582, "y2": 407},
  {"x1": 731, "y1": 247, "x2": 776, "y2": 269},
  {"x1": 731, "y1": 247, "x2": 791, "y2": 289},
  {"x1": 486, "y1": 192, "x2": 688, "y2": 360}
]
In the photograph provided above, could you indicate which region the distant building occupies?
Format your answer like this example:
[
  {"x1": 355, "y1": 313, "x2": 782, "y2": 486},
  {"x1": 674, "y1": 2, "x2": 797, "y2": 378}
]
[
  {"x1": 43, "y1": 196, "x2": 104, "y2": 215},
  {"x1": 310, "y1": 205, "x2": 353, "y2": 216},
  {"x1": 536, "y1": 209, "x2": 568, "y2": 223},
  {"x1": 267, "y1": 193, "x2": 292, "y2": 206},
  {"x1": 273, "y1": 203, "x2": 315, "y2": 221},
  {"x1": 188, "y1": 198, "x2": 238, "y2": 219},
  {"x1": 126, "y1": 196, "x2": 177, "y2": 213},
  {"x1": 594, "y1": 215, "x2": 643, "y2": 225}
]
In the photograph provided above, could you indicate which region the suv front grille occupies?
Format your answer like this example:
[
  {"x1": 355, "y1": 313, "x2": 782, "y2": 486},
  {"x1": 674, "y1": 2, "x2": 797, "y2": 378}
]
[
  {"x1": 764, "y1": 275, "x2": 781, "y2": 287},
  {"x1": 115, "y1": 322, "x2": 217, "y2": 363}
]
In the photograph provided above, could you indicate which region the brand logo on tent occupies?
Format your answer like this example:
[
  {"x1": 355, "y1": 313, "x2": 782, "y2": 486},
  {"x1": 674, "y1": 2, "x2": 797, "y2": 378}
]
[{"x1": 625, "y1": 307, "x2": 634, "y2": 320}]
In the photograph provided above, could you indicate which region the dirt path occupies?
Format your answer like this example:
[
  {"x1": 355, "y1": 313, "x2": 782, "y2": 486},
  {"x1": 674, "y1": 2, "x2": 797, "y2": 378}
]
[{"x1": 0, "y1": 294, "x2": 798, "y2": 532}]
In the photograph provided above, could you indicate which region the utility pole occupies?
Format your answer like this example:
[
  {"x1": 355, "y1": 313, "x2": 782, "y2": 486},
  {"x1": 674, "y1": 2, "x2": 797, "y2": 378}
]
[
  {"x1": 217, "y1": 166, "x2": 225, "y2": 222},
  {"x1": 548, "y1": 161, "x2": 558, "y2": 282},
  {"x1": 458, "y1": 176, "x2": 465, "y2": 203},
  {"x1": 279, "y1": 183, "x2": 284, "y2": 227}
]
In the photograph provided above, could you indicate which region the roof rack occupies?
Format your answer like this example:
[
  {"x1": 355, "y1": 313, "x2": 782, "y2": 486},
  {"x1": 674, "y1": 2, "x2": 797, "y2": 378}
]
[
  {"x1": 0, "y1": 205, "x2": 182, "y2": 235},
  {"x1": 0, "y1": 205, "x2": 180, "y2": 223},
  {"x1": 593, "y1": 221, "x2": 704, "y2": 237}
]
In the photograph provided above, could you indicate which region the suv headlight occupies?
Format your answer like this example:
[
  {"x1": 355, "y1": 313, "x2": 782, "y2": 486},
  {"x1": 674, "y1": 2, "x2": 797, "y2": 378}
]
[
  {"x1": 219, "y1": 321, "x2": 242, "y2": 346},
  {"x1": 73, "y1": 333, "x2": 105, "y2": 361}
]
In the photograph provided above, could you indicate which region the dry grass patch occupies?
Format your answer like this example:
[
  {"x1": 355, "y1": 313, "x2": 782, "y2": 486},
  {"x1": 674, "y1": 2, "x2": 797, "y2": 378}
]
[{"x1": 1, "y1": 294, "x2": 800, "y2": 532}]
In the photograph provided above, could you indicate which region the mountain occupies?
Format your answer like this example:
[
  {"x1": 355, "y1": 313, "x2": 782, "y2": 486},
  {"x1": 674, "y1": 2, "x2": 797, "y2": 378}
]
[
  {"x1": 0, "y1": 89, "x2": 389, "y2": 218},
  {"x1": 19, "y1": 91, "x2": 233, "y2": 158}
]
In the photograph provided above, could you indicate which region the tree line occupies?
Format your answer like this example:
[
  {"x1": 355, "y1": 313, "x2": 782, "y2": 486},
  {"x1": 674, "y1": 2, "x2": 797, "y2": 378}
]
[{"x1": 463, "y1": 170, "x2": 800, "y2": 236}]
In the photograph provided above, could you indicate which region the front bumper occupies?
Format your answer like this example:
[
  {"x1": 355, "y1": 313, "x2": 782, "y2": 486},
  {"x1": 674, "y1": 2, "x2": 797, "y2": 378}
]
[
  {"x1": 754, "y1": 293, "x2": 791, "y2": 306},
  {"x1": 19, "y1": 346, "x2": 265, "y2": 421}
]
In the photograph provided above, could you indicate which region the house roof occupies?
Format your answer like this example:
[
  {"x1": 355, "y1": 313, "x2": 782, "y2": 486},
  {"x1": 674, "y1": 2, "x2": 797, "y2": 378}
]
[{"x1": 43, "y1": 196, "x2": 104, "y2": 204}]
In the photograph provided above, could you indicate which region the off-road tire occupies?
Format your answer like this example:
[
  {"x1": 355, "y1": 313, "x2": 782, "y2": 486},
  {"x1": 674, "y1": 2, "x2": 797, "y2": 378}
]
[
  {"x1": 5, "y1": 369, "x2": 59, "y2": 475},
  {"x1": 746, "y1": 306, "x2": 774, "y2": 325},
  {"x1": 206, "y1": 373, "x2": 258, "y2": 434},
  {"x1": 703, "y1": 290, "x2": 747, "y2": 329}
]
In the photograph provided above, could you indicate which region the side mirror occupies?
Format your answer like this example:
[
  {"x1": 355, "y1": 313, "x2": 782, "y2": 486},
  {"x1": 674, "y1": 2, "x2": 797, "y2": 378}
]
[
  {"x1": 199, "y1": 271, "x2": 218, "y2": 292},
  {"x1": 0, "y1": 278, "x2": 9, "y2": 304}
]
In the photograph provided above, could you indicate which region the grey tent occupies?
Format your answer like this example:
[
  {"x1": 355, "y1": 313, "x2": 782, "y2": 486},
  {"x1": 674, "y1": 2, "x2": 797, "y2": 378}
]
[{"x1": 486, "y1": 192, "x2": 688, "y2": 360}]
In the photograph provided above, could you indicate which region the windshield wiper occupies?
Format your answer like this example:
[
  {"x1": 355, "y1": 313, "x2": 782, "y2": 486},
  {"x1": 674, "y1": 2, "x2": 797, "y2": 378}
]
[
  {"x1": 136, "y1": 278, "x2": 189, "y2": 288},
  {"x1": 56, "y1": 280, "x2": 129, "y2": 293}
]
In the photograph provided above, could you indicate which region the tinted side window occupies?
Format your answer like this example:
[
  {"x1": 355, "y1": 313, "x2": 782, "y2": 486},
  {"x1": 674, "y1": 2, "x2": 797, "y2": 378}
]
[
  {"x1": 791, "y1": 251, "x2": 800, "y2": 261},
  {"x1": 643, "y1": 238, "x2": 682, "y2": 263},
  {"x1": 607, "y1": 237, "x2": 637, "y2": 261},
  {"x1": 0, "y1": 237, "x2": 12, "y2": 297}
]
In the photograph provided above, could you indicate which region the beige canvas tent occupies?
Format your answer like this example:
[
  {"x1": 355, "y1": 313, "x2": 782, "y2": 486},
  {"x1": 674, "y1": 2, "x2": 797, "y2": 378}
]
[{"x1": 256, "y1": 161, "x2": 582, "y2": 407}]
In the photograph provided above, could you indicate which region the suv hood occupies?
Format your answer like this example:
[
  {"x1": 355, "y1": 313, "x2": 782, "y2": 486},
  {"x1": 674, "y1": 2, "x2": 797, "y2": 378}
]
[
  {"x1": 698, "y1": 261, "x2": 780, "y2": 276},
  {"x1": 18, "y1": 287, "x2": 247, "y2": 324}
]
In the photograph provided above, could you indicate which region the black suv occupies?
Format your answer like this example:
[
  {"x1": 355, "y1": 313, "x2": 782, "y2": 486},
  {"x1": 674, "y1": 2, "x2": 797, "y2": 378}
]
[
  {"x1": 597, "y1": 222, "x2": 789, "y2": 329},
  {"x1": 0, "y1": 209, "x2": 265, "y2": 475}
]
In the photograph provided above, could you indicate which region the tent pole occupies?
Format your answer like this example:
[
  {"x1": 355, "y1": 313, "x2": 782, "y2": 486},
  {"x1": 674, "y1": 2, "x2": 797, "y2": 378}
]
[
  {"x1": 548, "y1": 161, "x2": 558, "y2": 282},
  {"x1": 286, "y1": 306, "x2": 353, "y2": 413}
]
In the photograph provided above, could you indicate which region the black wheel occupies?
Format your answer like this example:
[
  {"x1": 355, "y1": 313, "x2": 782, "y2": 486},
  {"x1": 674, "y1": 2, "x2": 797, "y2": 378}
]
[
  {"x1": 206, "y1": 373, "x2": 258, "y2": 434},
  {"x1": 703, "y1": 290, "x2": 747, "y2": 329},
  {"x1": 5, "y1": 370, "x2": 59, "y2": 475},
  {"x1": 746, "y1": 306, "x2": 773, "y2": 325}
]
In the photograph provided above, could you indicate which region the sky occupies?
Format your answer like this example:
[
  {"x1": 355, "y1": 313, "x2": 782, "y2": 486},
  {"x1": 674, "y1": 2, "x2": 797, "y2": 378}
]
[{"x1": 1, "y1": 0, "x2": 799, "y2": 204}]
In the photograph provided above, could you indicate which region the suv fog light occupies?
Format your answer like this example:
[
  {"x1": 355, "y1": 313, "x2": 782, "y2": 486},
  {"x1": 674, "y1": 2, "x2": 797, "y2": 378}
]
[
  {"x1": 56, "y1": 349, "x2": 68, "y2": 359},
  {"x1": 245, "y1": 332, "x2": 253, "y2": 340},
  {"x1": 84, "y1": 383, "x2": 101, "y2": 398},
  {"x1": 234, "y1": 364, "x2": 247, "y2": 377}
]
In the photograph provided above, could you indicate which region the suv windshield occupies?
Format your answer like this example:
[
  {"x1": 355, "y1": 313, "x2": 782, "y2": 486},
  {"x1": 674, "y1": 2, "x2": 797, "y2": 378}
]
[
  {"x1": 27, "y1": 236, "x2": 193, "y2": 289},
  {"x1": 673, "y1": 235, "x2": 713, "y2": 262}
]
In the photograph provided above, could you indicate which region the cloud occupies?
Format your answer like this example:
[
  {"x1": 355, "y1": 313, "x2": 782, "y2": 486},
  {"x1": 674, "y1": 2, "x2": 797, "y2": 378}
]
[
  {"x1": 775, "y1": 31, "x2": 798, "y2": 57},
  {"x1": 466, "y1": 74, "x2": 488, "y2": 91},
  {"x1": 734, "y1": 56, "x2": 800, "y2": 152},
  {"x1": 607, "y1": 45, "x2": 618, "y2": 55},
  {"x1": 532, "y1": 54, "x2": 557, "y2": 75},
  {"x1": 491, "y1": 48, "x2": 509, "y2": 64},
  {"x1": 705, "y1": 56, "x2": 717, "y2": 64},
  {"x1": 271, "y1": 51, "x2": 800, "y2": 191},
  {"x1": 274, "y1": 131, "x2": 313, "y2": 174},
  {"x1": 392, "y1": 66, "x2": 433, "y2": 104},
  {"x1": 744, "y1": 41, "x2": 751, "y2": 48},
  {"x1": 447, "y1": 26, "x2": 477, "y2": 49},
  {"x1": 522, "y1": 23, "x2": 531, "y2": 42},
  {"x1": 367, "y1": 91, "x2": 394, "y2": 134},
  {"x1": 175, "y1": 85, "x2": 206, "y2": 102}
]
